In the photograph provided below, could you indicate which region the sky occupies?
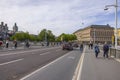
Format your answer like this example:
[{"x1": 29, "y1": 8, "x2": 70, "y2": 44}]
[{"x1": 0, "y1": 0, "x2": 120, "y2": 36}]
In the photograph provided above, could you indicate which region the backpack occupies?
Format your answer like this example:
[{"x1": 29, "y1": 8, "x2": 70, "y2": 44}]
[
  {"x1": 104, "y1": 45, "x2": 109, "y2": 51},
  {"x1": 95, "y1": 46, "x2": 100, "y2": 53}
]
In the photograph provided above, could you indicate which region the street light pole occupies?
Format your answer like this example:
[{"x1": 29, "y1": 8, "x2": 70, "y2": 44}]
[
  {"x1": 104, "y1": 0, "x2": 118, "y2": 49},
  {"x1": 94, "y1": 29, "x2": 96, "y2": 44},
  {"x1": 115, "y1": 0, "x2": 118, "y2": 49}
]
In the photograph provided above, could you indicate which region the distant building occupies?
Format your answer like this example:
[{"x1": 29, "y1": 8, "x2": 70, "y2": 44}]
[
  {"x1": 13, "y1": 23, "x2": 18, "y2": 33},
  {"x1": 0, "y1": 22, "x2": 9, "y2": 40},
  {"x1": 116, "y1": 28, "x2": 120, "y2": 45},
  {"x1": 0, "y1": 22, "x2": 19, "y2": 40},
  {"x1": 74, "y1": 24, "x2": 114, "y2": 44}
]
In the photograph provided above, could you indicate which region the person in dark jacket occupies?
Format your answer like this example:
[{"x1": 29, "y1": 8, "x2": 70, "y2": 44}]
[
  {"x1": 103, "y1": 42, "x2": 109, "y2": 58},
  {"x1": 80, "y1": 43, "x2": 83, "y2": 52},
  {"x1": 13, "y1": 40, "x2": 17, "y2": 49},
  {"x1": 94, "y1": 44, "x2": 100, "y2": 58},
  {"x1": 6, "y1": 40, "x2": 9, "y2": 48}
]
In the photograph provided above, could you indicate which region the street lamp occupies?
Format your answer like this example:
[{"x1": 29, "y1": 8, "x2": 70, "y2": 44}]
[
  {"x1": 94, "y1": 29, "x2": 96, "y2": 44},
  {"x1": 104, "y1": 0, "x2": 119, "y2": 49},
  {"x1": 45, "y1": 30, "x2": 47, "y2": 46}
]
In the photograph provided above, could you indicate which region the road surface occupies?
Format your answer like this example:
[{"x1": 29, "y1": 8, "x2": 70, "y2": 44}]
[{"x1": 0, "y1": 47, "x2": 82, "y2": 80}]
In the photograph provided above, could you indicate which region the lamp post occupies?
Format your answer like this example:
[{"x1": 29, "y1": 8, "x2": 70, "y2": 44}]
[
  {"x1": 45, "y1": 30, "x2": 47, "y2": 46},
  {"x1": 94, "y1": 29, "x2": 96, "y2": 44},
  {"x1": 104, "y1": 0, "x2": 118, "y2": 49}
]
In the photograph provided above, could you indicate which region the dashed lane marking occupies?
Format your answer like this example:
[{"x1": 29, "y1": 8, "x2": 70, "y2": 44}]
[{"x1": 0, "y1": 58, "x2": 24, "y2": 66}]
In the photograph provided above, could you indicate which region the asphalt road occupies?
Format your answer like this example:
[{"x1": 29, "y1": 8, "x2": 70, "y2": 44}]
[
  {"x1": 0, "y1": 47, "x2": 82, "y2": 80},
  {"x1": 20, "y1": 49, "x2": 82, "y2": 80}
]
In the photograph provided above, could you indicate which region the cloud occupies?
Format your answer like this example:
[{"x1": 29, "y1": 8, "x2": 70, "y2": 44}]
[{"x1": 0, "y1": 0, "x2": 120, "y2": 36}]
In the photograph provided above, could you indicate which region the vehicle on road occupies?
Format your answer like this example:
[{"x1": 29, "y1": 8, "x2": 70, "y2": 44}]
[
  {"x1": 62, "y1": 43, "x2": 73, "y2": 50},
  {"x1": 72, "y1": 43, "x2": 79, "y2": 48}
]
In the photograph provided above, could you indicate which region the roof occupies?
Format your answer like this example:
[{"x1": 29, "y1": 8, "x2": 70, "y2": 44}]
[{"x1": 73, "y1": 24, "x2": 114, "y2": 34}]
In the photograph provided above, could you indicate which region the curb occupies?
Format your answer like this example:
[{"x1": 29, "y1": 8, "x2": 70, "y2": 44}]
[{"x1": 72, "y1": 47, "x2": 86, "y2": 80}]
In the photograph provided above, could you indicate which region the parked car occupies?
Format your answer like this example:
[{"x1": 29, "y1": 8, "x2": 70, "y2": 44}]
[{"x1": 62, "y1": 43, "x2": 73, "y2": 50}]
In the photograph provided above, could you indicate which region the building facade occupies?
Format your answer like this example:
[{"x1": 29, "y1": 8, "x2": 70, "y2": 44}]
[
  {"x1": 0, "y1": 22, "x2": 9, "y2": 40},
  {"x1": 74, "y1": 25, "x2": 114, "y2": 44},
  {"x1": 0, "y1": 22, "x2": 18, "y2": 40},
  {"x1": 117, "y1": 28, "x2": 120, "y2": 45},
  {"x1": 13, "y1": 23, "x2": 18, "y2": 33}
]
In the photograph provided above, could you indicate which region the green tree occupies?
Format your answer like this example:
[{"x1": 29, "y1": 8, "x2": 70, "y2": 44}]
[
  {"x1": 10, "y1": 32, "x2": 30, "y2": 41},
  {"x1": 38, "y1": 29, "x2": 55, "y2": 42},
  {"x1": 56, "y1": 33, "x2": 77, "y2": 42}
]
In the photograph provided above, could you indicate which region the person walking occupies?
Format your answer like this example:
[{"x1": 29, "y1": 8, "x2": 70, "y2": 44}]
[
  {"x1": 13, "y1": 40, "x2": 17, "y2": 49},
  {"x1": 80, "y1": 43, "x2": 83, "y2": 52},
  {"x1": 94, "y1": 44, "x2": 100, "y2": 58},
  {"x1": 103, "y1": 42, "x2": 109, "y2": 58},
  {"x1": 25, "y1": 40, "x2": 30, "y2": 48},
  {"x1": 6, "y1": 40, "x2": 9, "y2": 48}
]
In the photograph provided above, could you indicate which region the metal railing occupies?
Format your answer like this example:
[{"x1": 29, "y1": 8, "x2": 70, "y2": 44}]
[
  {"x1": 109, "y1": 48, "x2": 120, "y2": 58},
  {"x1": 98, "y1": 45, "x2": 120, "y2": 59}
]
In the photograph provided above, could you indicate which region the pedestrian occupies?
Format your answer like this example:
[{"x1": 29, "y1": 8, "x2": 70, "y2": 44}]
[
  {"x1": 94, "y1": 44, "x2": 100, "y2": 58},
  {"x1": 80, "y1": 43, "x2": 83, "y2": 52},
  {"x1": 13, "y1": 40, "x2": 17, "y2": 49},
  {"x1": 88, "y1": 43, "x2": 91, "y2": 49},
  {"x1": 91, "y1": 43, "x2": 93, "y2": 49},
  {"x1": 103, "y1": 42, "x2": 109, "y2": 58},
  {"x1": 6, "y1": 40, "x2": 9, "y2": 48},
  {"x1": 25, "y1": 40, "x2": 30, "y2": 48}
]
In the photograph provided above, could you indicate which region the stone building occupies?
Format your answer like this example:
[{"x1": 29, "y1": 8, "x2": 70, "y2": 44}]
[
  {"x1": 13, "y1": 23, "x2": 18, "y2": 33},
  {"x1": 116, "y1": 28, "x2": 120, "y2": 45},
  {"x1": 74, "y1": 24, "x2": 114, "y2": 44},
  {"x1": 0, "y1": 22, "x2": 18, "y2": 40},
  {"x1": 0, "y1": 22, "x2": 9, "y2": 40}
]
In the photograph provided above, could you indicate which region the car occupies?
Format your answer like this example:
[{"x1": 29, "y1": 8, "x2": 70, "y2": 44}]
[
  {"x1": 72, "y1": 43, "x2": 79, "y2": 48},
  {"x1": 0, "y1": 41, "x2": 3, "y2": 46},
  {"x1": 62, "y1": 43, "x2": 73, "y2": 50}
]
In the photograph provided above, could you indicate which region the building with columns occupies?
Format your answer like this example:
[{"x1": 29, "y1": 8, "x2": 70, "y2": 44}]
[{"x1": 74, "y1": 24, "x2": 114, "y2": 44}]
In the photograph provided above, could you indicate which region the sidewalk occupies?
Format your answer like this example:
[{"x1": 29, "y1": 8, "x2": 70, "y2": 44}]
[
  {"x1": 0, "y1": 45, "x2": 60, "y2": 52},
  {"x1": 79, "y1": 47, "x2": 120, "y2": 80},
  {"x1": 0, "y1": 46, "x2": 43, "y2": 52}
]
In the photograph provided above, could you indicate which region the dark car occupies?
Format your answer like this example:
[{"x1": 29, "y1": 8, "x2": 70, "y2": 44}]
[
  {"x1": 62, "y1": 43, "x2": 73, "y2": 50},
  {"x1": 0, "y1": 41, "x2": 3, "y2": 46},
  {"x1": 72, "y1": 43, "x2": 79, "y2": 48}
]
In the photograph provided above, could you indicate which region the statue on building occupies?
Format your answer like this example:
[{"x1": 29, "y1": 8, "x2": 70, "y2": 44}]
[
  {"x1": 13, "y1": 23, "x2": 18, "y2": 33},
  {"x1": 0, "y1": 22, "x2": 9, "y2": 40}
]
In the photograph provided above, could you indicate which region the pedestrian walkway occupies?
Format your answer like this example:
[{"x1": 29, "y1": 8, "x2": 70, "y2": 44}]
[
  {"x1": 0, "y1": 46, "x2": 42, "y2": 52},
  {"x1": 78, "y1": 47, "x2": 120, "y2": 80}
]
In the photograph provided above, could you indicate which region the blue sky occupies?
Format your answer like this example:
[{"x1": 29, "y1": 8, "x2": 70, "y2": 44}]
[{"x1": 0, "y1": 0, "x2": 120, "y2": 36}]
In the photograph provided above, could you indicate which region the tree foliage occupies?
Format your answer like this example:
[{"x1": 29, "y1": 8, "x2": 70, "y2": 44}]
[
  {"x1": 56, "y1": 33, "x2": 77, "y2": 42},
  {"x1": 38, "y1": 29, "x2": 55, "y2": 42},
  {"x1": 10, "y1": 29, "x2": 76, "y2": 42},
  {"x1": 10, "y1": 32, "x2": 37, "y2": 41}
]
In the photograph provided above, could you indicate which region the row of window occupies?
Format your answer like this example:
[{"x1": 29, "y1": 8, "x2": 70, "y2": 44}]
[{"x1": 91, "y1": 31, "x2": 113, "y2": 36}]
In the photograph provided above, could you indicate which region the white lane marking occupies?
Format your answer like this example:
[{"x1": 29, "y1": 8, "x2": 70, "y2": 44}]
[
  {"x1": 20, "y1": 51, "x2": 72, "y2": 80},
  {"x1": 0, "y1": 58, "x2": 24, "y2": 66},
  {"x1": 72, "y1": 47, "x2": 86, "y2": 80},
  {"x1": 0, "y1": 47, "x2": 59, "y2": 56},
  {"x1": 40, "y1": 52, "x2": 50, "y2": 55},
  {"x1": 76, "y1": 50, "x2": 85, "y2": 80}
]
